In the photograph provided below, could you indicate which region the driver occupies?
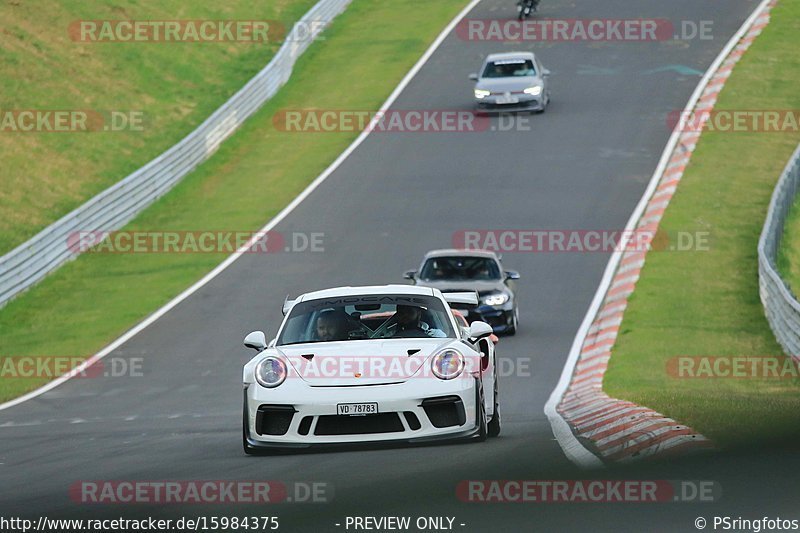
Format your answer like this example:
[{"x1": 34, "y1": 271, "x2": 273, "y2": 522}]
[
  {"x1": 315, "y1": 310, "x2": 350, "y2": 341},
  {"x1": 388, "y1": 305, "x2": 432, "y2": 338}
]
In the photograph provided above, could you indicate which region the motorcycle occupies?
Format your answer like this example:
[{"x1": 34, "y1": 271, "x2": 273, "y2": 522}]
[{"x1": 517, "y1": 0, "x2": 539, "y2": 20}]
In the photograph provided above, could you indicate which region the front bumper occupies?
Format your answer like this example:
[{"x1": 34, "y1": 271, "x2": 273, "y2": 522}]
[
  {"x1": 453, "y1": 303, "x2": 516, "y2": 334},
  {"x1": 475, "y1": 94, "x2": 544, "y2": 113},
  {"x1": 244, "y1": 376, "x2": 482, "y2": 450}
]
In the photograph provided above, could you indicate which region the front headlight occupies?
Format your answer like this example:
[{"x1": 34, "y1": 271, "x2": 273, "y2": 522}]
[
  {"x1": 523, "y1": 85, "x2": 542, "y2": 96},
  {"x1": 431, "y1": 349, "x2": 465, "y2": 380},
  {"x1": 483, "y1": 292, "x2": 510, "y2": 306},
  {"x1": 255, "y1": 357, "x2": 287, "y2": 388},
  {"x1": 474, "y1": 89, "x2": 491, "y2": 99}
]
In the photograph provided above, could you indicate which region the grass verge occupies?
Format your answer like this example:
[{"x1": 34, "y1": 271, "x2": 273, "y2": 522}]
[
  {"x1": 0, "y1": 0, "x2": 468, "y2": 402},
  {"x1": 0, "y1": 0, "x2": 317, "y2": 254},
  {"x1": 604, "y1": 0, "x2": 800, "y2": 449}
]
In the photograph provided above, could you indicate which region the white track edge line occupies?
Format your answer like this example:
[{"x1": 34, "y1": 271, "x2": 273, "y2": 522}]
[
  {"x1": 0, "y1": 0, "x2": 484, "y2": 412},
  {"x1": 543, "y1": 0, "x2": 774, "y2": 469}
]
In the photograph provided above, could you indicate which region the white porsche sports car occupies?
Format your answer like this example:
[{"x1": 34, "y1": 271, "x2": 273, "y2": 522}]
[{"x1": 242, "y1": 285, "x2": 501, "y2": 453}]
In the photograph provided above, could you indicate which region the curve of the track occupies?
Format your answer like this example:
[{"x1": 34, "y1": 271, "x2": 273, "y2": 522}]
[{"x1": 3, "y1": 0, "x2": 785, "y2": 531}]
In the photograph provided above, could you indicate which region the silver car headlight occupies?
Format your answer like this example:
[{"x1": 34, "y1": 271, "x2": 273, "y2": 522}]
[
  {"x1": 431, "y1": 349, "x2": 465, "y2": 380},
  {"x1": 483, "y1": 292, "x2": 510, "y2": 306},
  {"x1": 474, "y1": 89, "x2": 491, "y2": 99},
  {"x1": 523, "y1": 85, "x2": 542, "y2": 96},
  {"x1": 255, "y1": 357, "x2": 287, "y2": 388}
]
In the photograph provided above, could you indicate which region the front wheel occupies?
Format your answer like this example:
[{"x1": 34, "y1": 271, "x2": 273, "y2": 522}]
[
  {"x1": 243, "y1": 402, "x2": 258, "y2": 455},
  {"x1": 488, "y1": 372, "x2": 501, "y2": 437},
  {"x1": 475, "y1": 382, "x2": 488, "y2": 442}
]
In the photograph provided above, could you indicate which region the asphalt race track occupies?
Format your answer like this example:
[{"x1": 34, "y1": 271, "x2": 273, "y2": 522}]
[{"x1": 4, "y1": 1, "x2": 798, "y2": 531}]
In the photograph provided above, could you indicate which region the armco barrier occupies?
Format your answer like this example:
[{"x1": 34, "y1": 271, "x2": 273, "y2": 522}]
[
  {"x1": 0, "y1": 0, "x2": 352, "y2": 308},
  {"x1": 758, "y1": 143, "x2": 800, "y2": 357}
]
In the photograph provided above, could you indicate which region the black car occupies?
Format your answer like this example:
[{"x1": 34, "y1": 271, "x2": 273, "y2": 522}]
[{"x1": 404, "y1": 249, "x2": 520, "y2": 335}]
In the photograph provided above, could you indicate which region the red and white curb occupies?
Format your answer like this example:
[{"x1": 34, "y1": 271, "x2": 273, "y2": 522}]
[{"x1": 545, "y1": 0, "x2": 777, "y2": 467}]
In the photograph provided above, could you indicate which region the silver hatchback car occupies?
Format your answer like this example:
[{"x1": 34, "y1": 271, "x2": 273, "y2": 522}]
[{"x1": 469, "y1": 52, "x2": 551, "y2": 113}]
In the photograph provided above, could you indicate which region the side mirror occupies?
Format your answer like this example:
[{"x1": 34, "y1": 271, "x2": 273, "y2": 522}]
[
  {"x1": 244, "y1": 331, "x2": 267, "y2": 351},
  {"x1": 468, "y1": 321, "x2": 494, "y2": 342},
  {"x1": 403, "y1": 270, "x2": 417, "y2": 280},
  {"x1": 505, "y1": 270, "x2": 521, "y2": 280},
  {"x1": 469, "y1": 73, "x2": 479, "y2": 81},
  {"x1": 542, "y1": 68, "x2": 551, "y2": 77}
]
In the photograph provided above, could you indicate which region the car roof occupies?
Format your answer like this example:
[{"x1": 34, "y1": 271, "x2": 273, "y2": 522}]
[
  {"x1": 485, "y1": 51, "x2": 536, "y2": 63},
  {"x1": 297, "y1": 284, "x2": 436, "y2": 302},
  {"x1": 422, "y1": 248, "x2": 500, "y2": 260}
]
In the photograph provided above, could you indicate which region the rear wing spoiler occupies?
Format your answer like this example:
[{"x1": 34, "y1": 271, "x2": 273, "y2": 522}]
[
  {"x1": 443, "y1": 291, "x2": 479, "y2": 306},
  {"x1": 282, "y1": 296, "x2": 297, "y2": 316}
]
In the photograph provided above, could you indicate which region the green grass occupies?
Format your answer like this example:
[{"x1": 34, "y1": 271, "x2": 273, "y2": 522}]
[
  {"x1": 0, "y1": 0, "x2": 317, "y2": 254},
  {"x1": 604, "y1": 0, "x2": 800, "y2": 450},
  {"x1": 0, "y1": 0, "x2": 468, "y2": 402}
]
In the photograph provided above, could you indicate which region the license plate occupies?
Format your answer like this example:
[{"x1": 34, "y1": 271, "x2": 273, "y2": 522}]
[
  {"x1": 337, "y1": 402, "x2": 378, "y2": 416},
  {"x1": 497, "y1": 94, "x2": 519, "y2": 105}
]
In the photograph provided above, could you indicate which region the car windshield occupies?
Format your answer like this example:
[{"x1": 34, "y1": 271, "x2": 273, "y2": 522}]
[
  {"x1": 482, "y1": 59, "x2": 536, "y2": 78},
  {"x1": 419, "y1": 256, "x2": 502, "y2": 281},
  {"x1": 277, "y1": 294, "x2": 456, "y2": 345}
]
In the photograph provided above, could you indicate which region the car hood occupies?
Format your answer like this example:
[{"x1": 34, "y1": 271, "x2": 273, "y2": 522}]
[
  {"x1": 275, "y1": 338, "x2": 454, "y2": 386},
  {"x1": 475, "y1": 76, "x2": 541, "y2": 93},
  {"x1": 414, "y1": 279, "x2": 507, "y2": 296}
]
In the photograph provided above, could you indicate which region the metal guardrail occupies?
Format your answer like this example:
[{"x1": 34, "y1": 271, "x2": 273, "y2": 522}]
[
  {"x1": 758, "y1": 143, "x2": 800, "y2": 356},
  {"x1": 0, "y1": 0, "x2": 352, "y2": 308}
]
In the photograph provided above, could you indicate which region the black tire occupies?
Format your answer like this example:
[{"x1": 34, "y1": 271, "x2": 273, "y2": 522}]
[
  {"x1": 488, "y1": 371, "x2": 501, "y2": 438},
  {"x1": 506, "y1": 309, "x2": 519, "y2": 335},
  {"x1": 475, "y1": 381, "x2": 488, "y2": 442},
  {"x1": 243, "y1": 403, "x2": 257, "y2": 455}
]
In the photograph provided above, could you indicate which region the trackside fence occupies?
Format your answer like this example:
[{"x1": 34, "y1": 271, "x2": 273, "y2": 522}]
[
  {"x1": 758, "y1": 143, "x2": 800, "y2": 357},
  {"x1": 0, "y1": 0, "x2": 352, "y2": 308}
]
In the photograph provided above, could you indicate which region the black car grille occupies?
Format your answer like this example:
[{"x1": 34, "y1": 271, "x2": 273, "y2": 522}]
[
  {"x1": 422, "y1": 396, "x2": 467, "y2": 428},
  {"x1": 255, "y1": 405, "x2": 296, "y2": 436},
  {"x1": 314, "y1": 413, "x2": 405, "y2": 436}
]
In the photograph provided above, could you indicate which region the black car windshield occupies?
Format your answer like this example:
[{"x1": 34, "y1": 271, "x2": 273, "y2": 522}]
[
  {"x1": 419, "y1": 256, "x2": 502, "y2": 281},
  {"x1": 277, "y1": 294, "x2": 456, "y2": 345},
  {"x1": 482, "y1": 59, "x2": 536, "y2": 78}
]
